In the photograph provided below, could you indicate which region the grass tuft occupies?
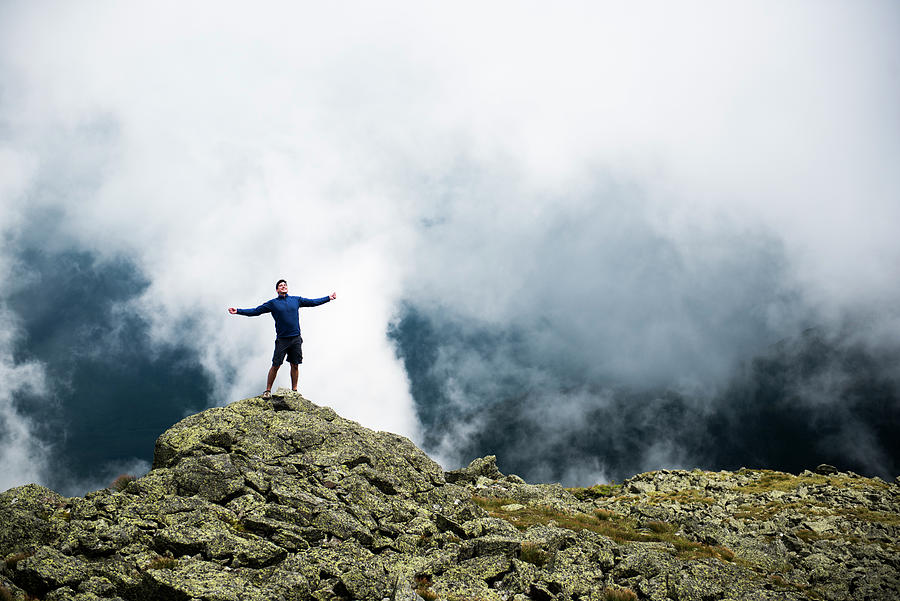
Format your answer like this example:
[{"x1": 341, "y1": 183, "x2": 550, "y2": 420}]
[
  {"x1": 145, "y1": 556, "x2": 178, "y2": 570},
  {"x1": 594, "y1": 508, "x2": 616, "y2": 521},
  {"x1": 110, "y1": 474, "x2": 137, "y2": 492},
  {"x1": 604, "y1": 587, "x2": 638, "y2": 601},
  {"x1": 519, "y1": 541, "x2": 550, "y2": 566},
  {"x1": 4, "y1": 550, "x2": 34, "y2": 569},
  {"x1": 413, "y1": 574, "x2": 438, "y2": 601},
  {"x1": 672, "y1": 540, "x2": 736, "y2": 561},
  {"x1": 644, "y1": 520, "x2": 675, "y2": 534}
]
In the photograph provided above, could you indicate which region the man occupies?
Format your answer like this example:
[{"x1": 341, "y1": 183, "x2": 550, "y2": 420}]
[{"x1": 228, "y1": 279, "x2": 336, "y2": 399}]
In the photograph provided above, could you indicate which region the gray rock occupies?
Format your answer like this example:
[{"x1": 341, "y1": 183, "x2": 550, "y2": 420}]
[
  {"x1": 445, "y1": 455, "x2": 504, "y2": 484},
  {"x1": 0, "y1": 484, "x2": 66, "y2": 553},
  {"x1": 1, "y1": 389, "x2": 898, "y2": 601},
  {"x1": 815, "y1": 464, "x2": 839, "y2": 475}
]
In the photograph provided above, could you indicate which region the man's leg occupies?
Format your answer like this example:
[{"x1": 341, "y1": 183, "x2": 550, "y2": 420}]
[
  {"x1": 290, "y1": 363, "x2": 299, "y2": 391},
  {"x1": 268, "y1": 337, "x2": 293, "y2": 395},
  {"x1": 284, "y1": 337, "x2": 303, "y2": 392},
  {"x1": 266, "y1": 364, "x2": 280, "y2": 392}
]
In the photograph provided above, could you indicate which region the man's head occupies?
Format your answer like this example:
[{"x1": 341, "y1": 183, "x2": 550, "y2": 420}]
[{"x1": 275, "y1": 279, "x2": 288, "y2": 296}]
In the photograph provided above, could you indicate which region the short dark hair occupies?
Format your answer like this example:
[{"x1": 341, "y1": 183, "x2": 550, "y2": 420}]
[{"x1": 275, "y1": 279, "x2": 287, "y2": 289}]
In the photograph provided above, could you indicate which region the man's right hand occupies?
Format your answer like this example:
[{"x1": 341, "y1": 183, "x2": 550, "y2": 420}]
[{"x1": 228, "y1": 308, "x2": 237, "y2": 314}]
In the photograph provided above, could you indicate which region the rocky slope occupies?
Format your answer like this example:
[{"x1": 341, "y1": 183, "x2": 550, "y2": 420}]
[{"x1": 1, "y1": 390, "x2": 897, "y2": 601}]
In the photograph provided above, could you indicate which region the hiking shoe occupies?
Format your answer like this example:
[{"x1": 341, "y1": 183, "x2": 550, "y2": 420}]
[{"x1": 261, "y1": 390, "x2": 271, "y2": 400}]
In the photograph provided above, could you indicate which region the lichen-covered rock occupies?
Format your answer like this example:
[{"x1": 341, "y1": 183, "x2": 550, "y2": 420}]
[
  {"x1": 139, "y1": 559, "x2": 308, "y2": 601},
  {"x1": 445, "y1": 454, "x2": 503, "y2": 484},
  {"x1": 15, "y1": 545, "x2": 92, "y2": 595},
  {"x1": 1, "y1": 389, "x2": 898, "y2": 600},
  {"x1": 0, "y1": 484, "x2": 65, "y2": 553}
]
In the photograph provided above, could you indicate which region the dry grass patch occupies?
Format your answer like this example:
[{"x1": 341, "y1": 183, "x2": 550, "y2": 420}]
[
  {"x1": 603, "y1": 587, "x2": 638, "y2": 601},
  {"x1": 472, "y1": 496, "x2": 735, "y2": 562},
  {"x1": 736, "y1": 469, "x2": 888, "y2": 494},
  {"x1": 4, "y1": 550, "x2": 34, "y2": 569},
  {"x1": 594, "y1": 508, "x2": 616, "y2": 521},
  {"x1": 647, "y1": 489, "x2": 716, "y2": 506},
  {"x1": 519, "y1": 541, "x2": 549, "y2": 566},
  {"x1": 836, "y1": 507, "x2": 900, "y2": 526},
  {"x1": 144, "y1": 556, "x2": 178, "y2": 570},
  {"x1": 413, "y1": 575, "x2": 439, "y2": 601},
  {"x1": 734, "y1": 499, "x2": 830, "y2": 522},
  {"x1": 672, "y1": 540, "x2": 735, "y2": 562},
  {"x1": 793, "y1": 529, "x2": 845, "y2": 544},
  {"x1": 644, "y1": 520, "x2": 675, "y2": 534},
  {"x1": 473, "y1": 496, "x2": 637, "y2": 541},
  {"x1": 110, "y1": 474, "x2": 136, "y2": 492},
  {"x1": 567, "y1": 483, "x2": 623, "y2": 501}
]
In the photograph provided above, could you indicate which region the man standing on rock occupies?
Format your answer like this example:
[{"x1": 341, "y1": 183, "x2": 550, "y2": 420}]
[{"x1": 228, "y1": 279, "x2": 336, "y2": 399}]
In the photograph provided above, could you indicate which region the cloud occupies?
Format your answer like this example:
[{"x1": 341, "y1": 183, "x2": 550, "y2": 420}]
[
  {"x1": 0, "y1": 235, "x2": 216, "y2": 494},
  {"x1": 1, "y1": 1, "x2": 427, "y2": 435},
  {"x1": 0, "y1": 148, "x2": 50, "y2": 491},
  {"x1": 0, "y1": 302, "x2": 50, "y2": 491},
  {"x1": 0, "y1": 367, "x2": 49, "y2": 491},
  {"x1": 1, "y1": 2, "x2": 898, "y2": 490}
]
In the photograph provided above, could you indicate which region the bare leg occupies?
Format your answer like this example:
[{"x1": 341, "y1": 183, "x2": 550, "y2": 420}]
[
  {"x1": 266, "y1": 365, "x2": 280, "y2": 392},
  {"x1": 290, "y1": 363, "x2": 299, "y2": 391}
]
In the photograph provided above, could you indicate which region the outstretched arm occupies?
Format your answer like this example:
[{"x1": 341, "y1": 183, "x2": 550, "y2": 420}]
[
  {"x1": 298, "y1": 293, "x2": 337, "y2": 307},
  {"x1": 227, "y1": 302, "x2": 272, "y2": 316}
]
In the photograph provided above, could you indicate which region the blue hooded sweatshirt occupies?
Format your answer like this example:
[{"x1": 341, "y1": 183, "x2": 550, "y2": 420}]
[{"x1": 236, "y1": 295, "x2": 331, "y2": 338}]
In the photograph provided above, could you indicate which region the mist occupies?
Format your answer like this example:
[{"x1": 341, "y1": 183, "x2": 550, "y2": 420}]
[{"x1": 1, "y1": 1, "x2": 898, "y2": 493}]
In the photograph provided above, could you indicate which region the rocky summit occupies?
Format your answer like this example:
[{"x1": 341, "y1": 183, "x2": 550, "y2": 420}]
[{"x1": 1, "y1": 391, "x2": 898, "y2": 601}]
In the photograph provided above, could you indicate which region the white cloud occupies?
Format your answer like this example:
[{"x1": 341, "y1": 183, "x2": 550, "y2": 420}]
[
  {"x1": 0, "y1": 146, "x2": 51, "y2": 490},
  {"x1": 0, "y1": 307, "x2": 50, "y2": 491}
]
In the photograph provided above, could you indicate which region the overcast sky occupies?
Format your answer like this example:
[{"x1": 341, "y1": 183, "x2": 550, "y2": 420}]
[{"x1": 2, "y1": 1, "x2": 899, "y2": 493}]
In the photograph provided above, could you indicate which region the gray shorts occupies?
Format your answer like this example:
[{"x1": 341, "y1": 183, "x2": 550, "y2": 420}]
[{"x1": 272, "y1": 335, "x2": 303, "y2": 366}]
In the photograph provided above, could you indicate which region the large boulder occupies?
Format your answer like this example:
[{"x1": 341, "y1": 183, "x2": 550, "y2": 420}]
[{"x1": 0, "y1": 484, "x2": 66, "y2": 553}]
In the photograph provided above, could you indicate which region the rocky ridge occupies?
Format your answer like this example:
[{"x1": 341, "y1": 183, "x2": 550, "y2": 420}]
[{"x1": 1, "y1": 390, "x2": 898, "y2": 601}]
